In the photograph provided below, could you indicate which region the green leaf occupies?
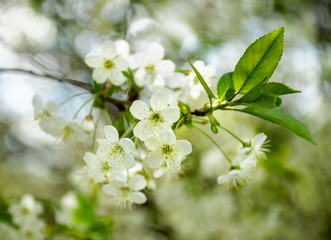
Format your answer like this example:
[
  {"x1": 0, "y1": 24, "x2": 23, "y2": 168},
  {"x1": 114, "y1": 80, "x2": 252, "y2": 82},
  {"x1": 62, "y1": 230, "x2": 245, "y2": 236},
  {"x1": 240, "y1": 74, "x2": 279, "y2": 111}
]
[
  {"x1": 233, "y1": 27, "x2": 285, "y2": 94},
  {"x1": 225, "y1": 88, "x2": 236, "y2": 101},
  {"x1": 73, "y1": 194, "x2": 95, "y2": 225},
  {"x1": 188, "y1": 59, "x2": 216, "y2": 100},
  {"x1": 217, "y1": 72, "x2": 234, "y2": 101},
  {"x1": 234, "y1": 107, "x2": 315, "y2": 144},
  {"x1": 262, "y1": 82, "x2": 301, "y2": 95},
  {"x1": 238, "y1": 80, "x2": 264, "y2": 103},
  {"x1": 88, "y1": 217, "x2": 114, "y2": 240},
  {"x1": 242, "y1": 93, "x2": 282, "y2": 109}
]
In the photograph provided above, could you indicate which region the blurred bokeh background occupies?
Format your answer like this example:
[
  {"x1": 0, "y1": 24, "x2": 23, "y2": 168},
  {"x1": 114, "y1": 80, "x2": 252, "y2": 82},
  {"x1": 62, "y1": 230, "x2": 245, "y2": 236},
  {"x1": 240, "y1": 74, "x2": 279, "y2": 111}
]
[{"x1": 0, "y1": 0, "x2": 330, "y2": 239}]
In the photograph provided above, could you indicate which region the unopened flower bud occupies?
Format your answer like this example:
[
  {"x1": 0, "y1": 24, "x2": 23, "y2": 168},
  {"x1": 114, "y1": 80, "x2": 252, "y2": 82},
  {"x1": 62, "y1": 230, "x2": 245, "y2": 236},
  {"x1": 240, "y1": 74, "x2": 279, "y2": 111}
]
[{"x1": 82, "y1": 115, "x2": 95, "y2": 134}]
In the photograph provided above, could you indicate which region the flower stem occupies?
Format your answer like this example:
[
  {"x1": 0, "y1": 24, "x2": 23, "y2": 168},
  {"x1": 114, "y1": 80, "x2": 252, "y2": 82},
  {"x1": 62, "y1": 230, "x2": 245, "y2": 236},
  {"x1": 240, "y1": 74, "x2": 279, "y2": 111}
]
[
  {"x1": 121, "y1": 122, "x2": 137, "y2": 138},
  {"x1": 73, "y1": 97, "x2": 95, "y2": 119},
  {"x1": 173, "y1": 116, "x2": 185, "y2": 133},
  {"x1": 192, "y1": 124, "x2": 232, "y2": 164},
  {"x1": 103, "y1": 109, "x2": 113, "y2": 125},
  {"x1": 218, "y1": 125, "x2": 250, "y2": 147},
  {"x1": 59, "y1": 92, "x2": 91, "y2": 106}
]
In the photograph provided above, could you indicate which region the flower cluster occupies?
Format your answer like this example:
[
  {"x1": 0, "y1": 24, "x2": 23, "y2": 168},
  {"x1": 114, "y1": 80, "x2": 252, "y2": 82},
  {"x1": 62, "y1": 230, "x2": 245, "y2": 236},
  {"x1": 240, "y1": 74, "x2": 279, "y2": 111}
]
[
  {"x1": 217, "y1": 133, "x2": 270, "y2": 189},
  {"x1": 31, "y1": 38, "x2": 277, "y2": 208},
  {"x1": 80, "y1": 91, "x2": 192, "y2": 207},
  {"x1": 82, "y1": 125, "x2": 147, "y2": 207},
  {"x1": 32, "y1": 94, "x2": 88, "y2": 145},
  {"x1": 8, "y1": 195, "x2": 45, "y2": 240},
  {"x1": 84, "y1": 40, "x2": 216, "y2": 102}
]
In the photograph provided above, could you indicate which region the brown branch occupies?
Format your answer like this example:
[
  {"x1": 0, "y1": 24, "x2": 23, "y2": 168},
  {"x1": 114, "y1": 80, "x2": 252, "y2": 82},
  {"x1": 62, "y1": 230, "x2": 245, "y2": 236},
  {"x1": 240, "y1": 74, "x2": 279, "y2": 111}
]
[{"x1": 0, "y1": 68, "x2": 93, "y2": 92}]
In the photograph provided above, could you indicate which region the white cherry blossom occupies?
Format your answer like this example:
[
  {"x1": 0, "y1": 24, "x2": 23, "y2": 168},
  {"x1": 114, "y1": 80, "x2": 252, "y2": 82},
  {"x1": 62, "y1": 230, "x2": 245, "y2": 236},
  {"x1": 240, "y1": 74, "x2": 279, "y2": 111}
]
[
  {"x1": 83, "y1": 152, "x2": 109, "y2": 183},
  {"x1": 85, "y1": 40, "x2": 129, "y2": 85},
  {"x1": 9, "y1": 194, "x2": 43, "y2": 226},
  {"x1": 102, "y1": 175, "x2": 147, "y2": 207},
  {"x1": 217, "y1": 168, "x2": 254, "y2": 190},
  {"x1": 8, "y1": 194, "x2": 45, "y2": 240},
  {"x1": 144, "y1": 130, "x2": 192, "y2": 172},
  {"x1": 32, "y1": 94, "x2": 58, "y2": 122},
  {"x1": 32, "y1": 94, "x2": 59, "y2": 133},
  {"x1": 218, "y1": 133, "x2": 270, "y2": 189},
  {"x1": 232, "y1": 133, "x2": 270, "y2": 168},
  {"x1": 56, "y1": 118, "x2": 88, "y2": 145},
  {"x1": 96, "y1": 125, "x2": 136, "y2": 171},
  {"x1": 133, "y1": 42, "x2": 175, "y2": 91},
  {"x1": 130, "y1": 91, "x2": 180, "y2": 141}
]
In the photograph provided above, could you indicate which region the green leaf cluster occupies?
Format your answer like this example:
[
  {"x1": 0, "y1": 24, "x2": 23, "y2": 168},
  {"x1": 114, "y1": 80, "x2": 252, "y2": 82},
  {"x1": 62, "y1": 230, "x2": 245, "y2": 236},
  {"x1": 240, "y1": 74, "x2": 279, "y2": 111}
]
[{"x1": 190, "y1": 27, "x2": 314, "y2": 144}]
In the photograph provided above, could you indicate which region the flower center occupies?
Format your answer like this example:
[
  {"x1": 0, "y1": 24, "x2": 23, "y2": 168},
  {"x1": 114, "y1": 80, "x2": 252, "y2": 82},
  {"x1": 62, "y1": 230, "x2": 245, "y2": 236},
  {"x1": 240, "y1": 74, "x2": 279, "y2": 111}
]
[
  {"x1": 162, "y1": 145, "x2": 173, "y2": 155},
  {"x1": 150, "y1": 112, "x2": 162, "y2": 123},
  {"x1": 21, "y1": 207, "x2": 29, "y2": 215},
  {"x1": 102, "y1": 162, "x2": 110, "y2": 171},
  {"x1": 120, "y1": 187, "x2": 130, "y2": 197},
  {"x1": 103, "y1": 59, "x2": 114, "y2": 69},
  {"x1": 63, "y1": 126, "x2": 73, "y2": 138},
  {"x1": 145, "y1": 64, "x2": 155, "y2": 71},
  {"x1": 109, "y1": 143, "x2": 124, "y2": 157}
]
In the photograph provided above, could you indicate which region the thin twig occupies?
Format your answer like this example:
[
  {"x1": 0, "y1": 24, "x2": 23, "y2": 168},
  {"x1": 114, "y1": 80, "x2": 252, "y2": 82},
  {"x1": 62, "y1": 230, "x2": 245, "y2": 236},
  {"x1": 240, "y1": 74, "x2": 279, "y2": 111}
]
[{"x1": 0, "y1": 68, "x2": 93, "y2": 92}]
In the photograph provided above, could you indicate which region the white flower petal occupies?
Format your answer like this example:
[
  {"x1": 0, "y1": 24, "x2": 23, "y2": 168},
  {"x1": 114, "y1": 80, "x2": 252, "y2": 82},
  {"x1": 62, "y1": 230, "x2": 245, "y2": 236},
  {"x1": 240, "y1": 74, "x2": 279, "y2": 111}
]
[
  {"x1": 232, "y1": 148, "x2": 251, "y2": 166},
  {"x1": 122, "y1": 152, "x2": 135, "y2": 169},
  {"x1": 193, "y1": 60, "x2": 205, "y2": 70},
  {"x1": 114, "y1": 58, "x2": 129, "y2": 71},
  {"x1": 133, "y1": 120, "x2": 153, "y2": 140},
  {"x1": 217, "y1": 175, "x2": 228, "y2": 185},
  {"x1": 159, "y1": 131, "x2": 176, "y2": 145},
  {"x1": 153, "y1": 123, "x2": 172, "y2": 136},
  {"x1": 147, "y1": 42, "x2": 164, "y2": 63},
  {"x1": 166, "y1": 155, "x2": 181, "y2": 172},
  {"x1": 88, "y1": 168, "x2": 106, "y2": 183},
  {"x1": 45, "y1": 101, "x2": 58, "y2": 115},
  {"x1": 134, "y1": 67, "x2": 147, "y2": 86},
  {"x1": 104, "y1": 125, "x2": 119, "y2": 143},
  {"x1": 133, "y1": 52, "x2": 149, "y2": 68},
  {"x1": 173, "y1": 140, "x2": 192, "y2": 156},
  {"x1": 252, "y1": 133, "x2": 267, "y2": 149},
  {"x1": 145, "y1": 152, "x2": 163, "y2": 169},
  {"x1": 115, "y1": 40, "x2": 130, "y2": 56},
  {"x1": 99, "y1": 40, "x2": 116, "y2": 59},
  {"x1": 150, "y1": 91, "x2": 169, "y2": 111},
  {"x1": 128, "y1": 175, "x2": 147, "y2": 191},
  {"x1": 148, "y1": 74, "x2": 165, "y2": 92},
  {"x1": 130, "y1": 100, "x2": 151, "y2": 120},
  {"x1": 102, "y1": 184, "x2": 120, "y2": 196},
  {"x1": 83, "y1": 152, "x2": 98, "y2": 166},
  {"x1": 85, "y1": 54, "x2": 104, "y2": 68},
  {"x1": 119, "y1": 138, "x2": 135, "y2": 153},
  {"x1": 130, "y1": 192, "x2": 147, "y2": 204},
  {"x1": 204, "y1": 64, "x2": 216, "y2": 77},
  {"x1": 160, "y1": 106, "x2": 180, "y2": 124},
  {"x1": 145, "y1": 136, "x2": 161, "y2": 150},
  {"x1": 92, "y1": 68, "x2": 108, "y2": 84},
  {"x1": 155, "y1": 60, "x2": 175, "y2": 72},
  {"x1": 109, "y1": 68, "x2": 125, "y2": 85},
  {"x1": 32, "y1": 94, "x2": 42, "y2": 113},
  {"x1": 165, "y1": 72, "x2": 186, "y2": 88}
]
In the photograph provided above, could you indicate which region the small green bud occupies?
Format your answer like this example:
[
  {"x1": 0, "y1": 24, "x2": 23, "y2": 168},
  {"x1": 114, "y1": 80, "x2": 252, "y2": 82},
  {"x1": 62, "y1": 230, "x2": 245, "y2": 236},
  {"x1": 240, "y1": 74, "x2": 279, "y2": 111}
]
[
  {"x1": 202, "y1": 103, "x2": 211, "y2": 112},
  {"x1": 211, "y1": 125, "x2": 219, "y2": 133}
]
